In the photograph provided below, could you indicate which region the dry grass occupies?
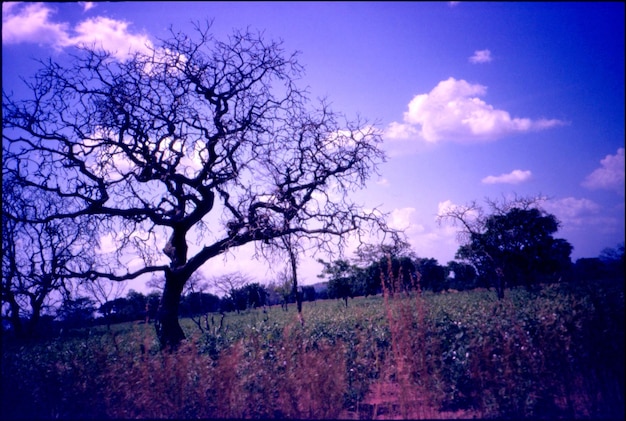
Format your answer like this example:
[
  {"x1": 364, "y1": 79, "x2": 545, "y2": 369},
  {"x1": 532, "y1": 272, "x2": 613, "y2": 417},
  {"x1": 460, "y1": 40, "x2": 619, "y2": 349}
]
[
  {"x1": 2, "y1": 275, "x2": 622, "y2": 420},
  {"x1": 99, "y1": 319, "x2": 347, "y2": 419}
]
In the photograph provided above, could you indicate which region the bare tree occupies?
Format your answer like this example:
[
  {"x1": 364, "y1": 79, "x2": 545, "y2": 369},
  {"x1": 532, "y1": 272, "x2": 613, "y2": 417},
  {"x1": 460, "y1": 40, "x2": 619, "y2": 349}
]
[
  {"x1": 1, "y1": 174, "x2": 96, "y2": 338},
  {"x1": 210, "y1": 272, "x2": 252, "y2": 298},
  {"x1": 2, "y1": 23, "x2": 389, "y2": 346},
  {"x1": 81, "y1": 276, "x2": 126, "y2": 329}
]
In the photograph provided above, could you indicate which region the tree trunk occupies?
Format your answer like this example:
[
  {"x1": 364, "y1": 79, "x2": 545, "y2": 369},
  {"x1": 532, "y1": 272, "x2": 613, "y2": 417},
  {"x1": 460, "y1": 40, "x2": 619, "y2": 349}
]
[
  {"x1": 156, "y1": 271, "x2": 187, "y2": 348},
  {"x1": 495, "y1": 267, "x2": 505, "y2": 300},
  {"x1": 287, "y1": 241, "x2": 303, "y2": 323}
]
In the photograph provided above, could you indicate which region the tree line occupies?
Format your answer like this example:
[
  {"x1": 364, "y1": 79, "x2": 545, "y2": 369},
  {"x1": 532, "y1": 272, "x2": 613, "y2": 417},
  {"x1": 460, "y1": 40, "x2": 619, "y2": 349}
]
[{"x1": 4, "y1": 235, "x2": 623, "y2": 339}]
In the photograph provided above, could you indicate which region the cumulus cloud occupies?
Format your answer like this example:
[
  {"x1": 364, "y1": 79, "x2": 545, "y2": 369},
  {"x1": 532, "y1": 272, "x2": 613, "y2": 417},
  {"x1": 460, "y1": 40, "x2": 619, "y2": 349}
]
[
  {"x1": 582, "y1": 148, "x2": 625, "y2": 194},
  {"x1": 541, "y1": 196, "x2": 622, "y2": 234},
  {"x1": 384, "y1": 77, "x2": 566, "y2": 143},
  {"x1": 72, "y1": 17, "x2": 152, "y2": 60},
  {"x1": 543, "y1": 197, "x2": 601, "y2": 222},
  {"x1": 482, "y1": 169, "x2": 532, "y2": 185},
  {"x1": 437, "y1": 200, "x2": 458, "y2": 217},
  {"x1": 2, "y1": 3, "x2": 70, "y2": 47},
  {"x1": 469, "y1": 49, "x2": 492, "y2": 64},
  {"x1": 2, "y1": 2, "x2": 152, "y2": 60},
  {"x1": 79, "y1": 2, "x2": 95, "y2": 12},
  {"x1": 388, "y1": 207, "x2": 418, "y2": 231}
]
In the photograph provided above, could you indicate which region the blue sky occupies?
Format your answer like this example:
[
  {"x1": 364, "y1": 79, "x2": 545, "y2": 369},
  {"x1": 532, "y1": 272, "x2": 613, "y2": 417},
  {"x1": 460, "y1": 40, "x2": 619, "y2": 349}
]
[{"x1": 3, "y1": 2, "x2": 624, "y2": 291}]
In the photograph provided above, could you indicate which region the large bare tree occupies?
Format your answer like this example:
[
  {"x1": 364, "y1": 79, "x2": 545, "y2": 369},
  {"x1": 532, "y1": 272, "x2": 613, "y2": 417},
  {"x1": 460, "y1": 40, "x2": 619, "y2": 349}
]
[{"x1": 2, "y1": 24, "x2": 390, "y2": 346}]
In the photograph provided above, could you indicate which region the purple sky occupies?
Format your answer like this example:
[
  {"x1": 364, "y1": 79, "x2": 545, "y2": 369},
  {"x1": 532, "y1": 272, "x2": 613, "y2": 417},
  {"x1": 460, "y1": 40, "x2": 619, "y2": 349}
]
[{"x1": 3, "y1": 2, "x2": 624, "y2": 292}]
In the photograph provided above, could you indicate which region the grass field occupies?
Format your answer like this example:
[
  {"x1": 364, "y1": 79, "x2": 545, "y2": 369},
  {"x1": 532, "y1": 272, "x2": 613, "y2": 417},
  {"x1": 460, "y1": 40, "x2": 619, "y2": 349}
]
[{"x1": 2, "y1": 280, "x2": 624, "y2": 419}]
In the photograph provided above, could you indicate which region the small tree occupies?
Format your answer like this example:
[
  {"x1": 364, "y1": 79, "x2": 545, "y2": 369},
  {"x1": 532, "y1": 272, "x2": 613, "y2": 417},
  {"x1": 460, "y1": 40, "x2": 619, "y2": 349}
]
[
  {"x1": 2, "y1": 173, "x2": 96, "y2": 338},
  {"x1": 56, "y1": 297, "x2": 96, "y2": 329},
  {"x1": 445, "y1": 261, "x2": 477, "y2": 291},
  {"x1": 318, "y1": 259, "x2": 358, "y2": 307},
  {"x1": 415, "y1": 258, "x2": 447, "y2": 292}
]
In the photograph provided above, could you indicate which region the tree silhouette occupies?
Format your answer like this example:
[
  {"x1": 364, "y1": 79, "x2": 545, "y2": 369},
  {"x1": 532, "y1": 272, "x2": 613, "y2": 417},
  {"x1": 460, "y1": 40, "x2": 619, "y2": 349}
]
[
  {"x1": 2, "y1": 172, "x2": 96, "y2": 338},
  {"x1": 438, "y1": 196, "x2": 572, "y2": 298},
  {"x1": 2, "y1": 23, "x2": 388, "y2": 346}
]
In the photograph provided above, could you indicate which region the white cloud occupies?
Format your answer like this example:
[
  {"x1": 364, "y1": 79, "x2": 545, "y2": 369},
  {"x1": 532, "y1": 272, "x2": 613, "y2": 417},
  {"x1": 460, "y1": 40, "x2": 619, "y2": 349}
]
[
  {"x1": 2, "y1": 3, "x2": 70, "y2": 48},
  {"x1": 2, "y1": 3, "x2": 152, "y2": 61},
  {"x1": 388, "y1": 207, "x2": 418, "y2": 231},
  {"x1": 582, "y1": 148, "x2": 625, "y2": 194},
  {"x1": 72, "y1": 17, "x2": 152, "y2": 61},
  {"x1": 469, "y1": 49, "x2": 492, "y2": 64},
  {"x1": 437, "y1": 200, "x2": 457, "y2": 217},
  {"x1": 543, "y1": 197, "x2": 601, "y2": 227},
  {"x1": 384, "y1": 77, "x2": 566, "y2": 143},
  {"x1": 79, "y1": 2, "x2": 95, "y2": 12},
  {"x1": 482, "y1": 169, "x2": 532, "y2": 184}
]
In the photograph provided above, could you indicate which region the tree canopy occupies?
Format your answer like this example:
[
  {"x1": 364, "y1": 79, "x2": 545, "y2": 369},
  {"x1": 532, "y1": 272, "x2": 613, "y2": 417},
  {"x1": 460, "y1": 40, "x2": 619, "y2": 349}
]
[
  {"x1": 438, "y1": 196, "x2": 573, "y2": 298},
  {"x1": 2, "y1": 23, "x2": 390, "y2": 346}
]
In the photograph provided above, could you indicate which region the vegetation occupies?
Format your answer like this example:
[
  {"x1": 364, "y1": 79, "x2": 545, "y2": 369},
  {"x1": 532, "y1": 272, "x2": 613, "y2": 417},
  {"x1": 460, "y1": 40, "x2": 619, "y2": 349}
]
[
  {"x1": 2, "y1": 274, "x2": 623, "y2": 419},
  {"x1": 438, "y1": 196, "x2": 574, "y2": 298}
]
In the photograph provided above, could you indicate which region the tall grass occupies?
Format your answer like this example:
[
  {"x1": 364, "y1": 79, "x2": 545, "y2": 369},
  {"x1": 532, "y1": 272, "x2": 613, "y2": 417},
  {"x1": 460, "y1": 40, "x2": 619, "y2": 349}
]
[{"x1": 2, "y1": 277, "x2": 623, "y2": 419}]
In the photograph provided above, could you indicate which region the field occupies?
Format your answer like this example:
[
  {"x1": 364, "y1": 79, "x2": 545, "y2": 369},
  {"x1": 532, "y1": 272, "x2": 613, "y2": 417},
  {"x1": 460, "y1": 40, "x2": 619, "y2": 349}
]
[{"x1": 2, "y1": 280, "x2": 624, "y2": 419}]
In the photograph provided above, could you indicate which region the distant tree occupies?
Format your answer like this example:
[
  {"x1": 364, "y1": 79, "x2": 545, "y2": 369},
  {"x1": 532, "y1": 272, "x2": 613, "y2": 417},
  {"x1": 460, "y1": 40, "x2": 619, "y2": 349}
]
[
  {"x1": 301, "y1": 285, "x2": 316, "y2": 302},
  {"x1": 355, "y1": 239, "x2": 417, "y2": 296},
  {"x1": 57, "y1": 297, "x2": 96, "y2": 328},
  {"x1": 145, "y1": 291, "x2": 161, "y2": 322},
  {"x1": 2, "y1": 173, "x2": 96, "y2": 338},
  {"x1": 81, "y1": 277, "x2": 126, "y2": 328},
  {"x1": 96, "y1": 289, "x2": 148, "y2": 323},
  {"x1": 445, "y1": 261, "x2": 477, "y2": 291},
  {"x1": 124, "y1": 290, "x2": 148, "y2": 320},
  {"x1": 264, "y1": 280, "x2": 284, "y2": 307},
  {"x1": 227, "y1": 282, "x2": 267, "y2": 313},
  {"x1": 318, "y1": 258, "x2": 360, "y2": 306},
  {"x1": 415, "y1": 258, "x2": 447, "y2": 292},
  {"x1": 179, "y1": 289, "x2": 221, "y2": 332},
  {"x1": 599, "y1": 243, "x2": 625, "y2": 279},
  {"x1": 574, "y1": 258, "x2": 607, "y2": 282},
  {"x1": 2, "y1": 23, "x2": 388, "y2": 347},
  {"x1": 212, "y1": 272, "x2": 253, "y2": 299},
  {"x1": 574, "y1": 244, "x2": 624, "y2": 282},
  {"x1": 327, "y1": 276, "x2": 353, "y2": 307},
  {"x1": 438, "y1": 196, "x2": 573, "y2": 298}
]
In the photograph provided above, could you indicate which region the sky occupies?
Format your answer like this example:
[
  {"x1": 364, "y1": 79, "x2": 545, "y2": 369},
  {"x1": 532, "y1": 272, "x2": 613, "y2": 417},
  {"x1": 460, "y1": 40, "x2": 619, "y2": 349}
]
[{"x1": 3, "y1": 2, "x2": 624, "y2": 294}]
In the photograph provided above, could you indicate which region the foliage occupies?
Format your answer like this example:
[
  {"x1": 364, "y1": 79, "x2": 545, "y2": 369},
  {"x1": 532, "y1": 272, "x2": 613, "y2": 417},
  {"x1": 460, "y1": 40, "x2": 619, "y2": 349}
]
[
  {"x1": 3, "y1": 278, "x2": 623, "y2": 420},
  {"x1": 224, "y1": 282, "x2": 268, "y2": 313},
  {"x1": 55, "y1": 297, "x2": 97, "y2": 328},
  {"x1": 439, "y1": 197, "x2": 573, "y2": 298},
  {"x1": 318, "y1": 259, "x2": 358, "y2": 306}
]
